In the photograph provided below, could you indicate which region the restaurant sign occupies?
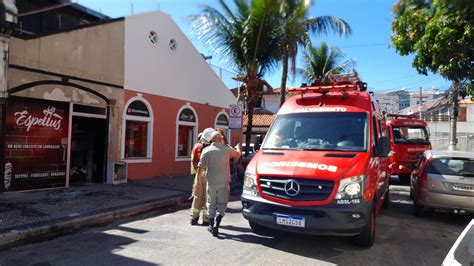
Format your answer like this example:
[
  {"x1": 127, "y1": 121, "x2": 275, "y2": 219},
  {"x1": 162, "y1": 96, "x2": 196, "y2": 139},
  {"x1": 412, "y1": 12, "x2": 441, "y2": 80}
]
[{"x1": 3, "y1": 97, "x2": 69, "y2": 191}]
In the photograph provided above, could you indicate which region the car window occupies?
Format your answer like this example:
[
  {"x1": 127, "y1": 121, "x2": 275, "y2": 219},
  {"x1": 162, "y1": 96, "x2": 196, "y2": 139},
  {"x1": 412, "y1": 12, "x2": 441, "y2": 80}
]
[{"x1": 427, "y1": 157, "x2": 474, "y2": 176}]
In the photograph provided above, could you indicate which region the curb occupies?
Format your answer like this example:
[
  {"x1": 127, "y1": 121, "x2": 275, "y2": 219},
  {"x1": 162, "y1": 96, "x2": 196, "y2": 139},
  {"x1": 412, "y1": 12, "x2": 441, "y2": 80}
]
[{"x1": 0, "y1": 195, "x2": 190, "y2": 249}]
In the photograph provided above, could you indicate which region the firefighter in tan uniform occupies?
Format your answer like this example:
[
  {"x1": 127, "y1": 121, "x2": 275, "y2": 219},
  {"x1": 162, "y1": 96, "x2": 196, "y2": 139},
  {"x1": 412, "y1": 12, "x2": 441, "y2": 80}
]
[
  {"x1": 197, "y1": 129, "x2": 241, "y2": 236},
  {"x1": 190, "y1": 130, "x2": 212, "y2": 226}
]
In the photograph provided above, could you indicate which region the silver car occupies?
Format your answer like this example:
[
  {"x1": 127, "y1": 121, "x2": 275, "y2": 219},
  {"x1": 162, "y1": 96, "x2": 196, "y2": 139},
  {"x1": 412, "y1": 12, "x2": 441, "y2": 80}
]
[{"x1": 411, "y1": 150, "x2": 474, "y2": 216}]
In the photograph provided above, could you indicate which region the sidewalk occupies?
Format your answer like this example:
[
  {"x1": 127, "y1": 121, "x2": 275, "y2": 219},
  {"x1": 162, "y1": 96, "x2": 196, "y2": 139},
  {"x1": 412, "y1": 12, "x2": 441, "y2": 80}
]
[{"x1": 0, "y1": 175, "x2": 194, "y2": 249}]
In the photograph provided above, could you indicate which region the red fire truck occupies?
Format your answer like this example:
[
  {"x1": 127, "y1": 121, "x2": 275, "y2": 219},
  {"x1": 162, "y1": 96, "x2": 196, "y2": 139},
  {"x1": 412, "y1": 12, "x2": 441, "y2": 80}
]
[
  {"x1": 241, "y1": 73, "x2": 390, "y2": 247},
  {"x1": 386, "y1": 114, "x2": 431, "y2": 184}
]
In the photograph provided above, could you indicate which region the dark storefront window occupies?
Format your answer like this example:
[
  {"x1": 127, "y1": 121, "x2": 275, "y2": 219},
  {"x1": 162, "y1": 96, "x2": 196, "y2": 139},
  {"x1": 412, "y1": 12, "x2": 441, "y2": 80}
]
[
  {"x1": 123, "y1": 98, "x2": 153, "y2": 161},
  {"x1": 178, "y1": 125, "x2": 194, "y2": 157},
  {"x1": 125, "y1": 121, "x2": 148, "y2": 158},
  {"x1": 215, "y1": 112, "x2": 230, "y2": 143},
  {"x1": 176, "y1": 106, "x2": 197, "y2": 158}
]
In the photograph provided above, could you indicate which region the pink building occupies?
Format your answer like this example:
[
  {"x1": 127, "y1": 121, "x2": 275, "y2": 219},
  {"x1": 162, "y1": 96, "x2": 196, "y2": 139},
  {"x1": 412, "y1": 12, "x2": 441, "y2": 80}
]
[{"x1": 3, "y1": 8, "x2": 239, "y2": 192}]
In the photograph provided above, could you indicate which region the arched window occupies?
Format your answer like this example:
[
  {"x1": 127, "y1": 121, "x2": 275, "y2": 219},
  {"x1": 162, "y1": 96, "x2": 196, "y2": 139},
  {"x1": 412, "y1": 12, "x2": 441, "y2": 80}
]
[
  {"x1": 122, "y1": 96, "x2": 153, "y2": 163},
  {"x1": 176, "y1": 105, "x2": 198, "y2": 160},
  {"x1": 215, "y1": 111, "x2": 230, "y2": 143}
]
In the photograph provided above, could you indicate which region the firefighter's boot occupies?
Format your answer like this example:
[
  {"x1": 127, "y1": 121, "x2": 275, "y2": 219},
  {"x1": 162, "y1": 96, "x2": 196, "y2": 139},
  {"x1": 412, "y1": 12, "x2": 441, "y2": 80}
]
[
  {"x1": 208, "y1": 218, "x2": 214, "y2": 233},
  {"x1": 212, "y1": 215, "x2": 223, "y2": 237},
  {"x1": 190, "y1": 217, "x2": 199, "y2": 226}
]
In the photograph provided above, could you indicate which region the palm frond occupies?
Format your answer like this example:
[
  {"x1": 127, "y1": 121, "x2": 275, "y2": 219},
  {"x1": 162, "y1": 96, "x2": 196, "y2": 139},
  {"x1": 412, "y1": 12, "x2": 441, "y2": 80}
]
[
  {"x1": 306, "y1": 16, "x2": 352, "y2": 37},
  {"x1": 302, "y1": 42, "x2": 356, "y2": 85}
]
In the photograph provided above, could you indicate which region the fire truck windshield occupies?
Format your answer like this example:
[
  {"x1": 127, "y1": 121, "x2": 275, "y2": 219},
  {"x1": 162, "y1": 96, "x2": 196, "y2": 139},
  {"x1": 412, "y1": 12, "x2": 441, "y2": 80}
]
[
  {"x1": 391, "y1": 126, "x2": 429, "y2": 145},
  {"x1": 262, "y1": 112, "x2": 368, "y2": 152}
]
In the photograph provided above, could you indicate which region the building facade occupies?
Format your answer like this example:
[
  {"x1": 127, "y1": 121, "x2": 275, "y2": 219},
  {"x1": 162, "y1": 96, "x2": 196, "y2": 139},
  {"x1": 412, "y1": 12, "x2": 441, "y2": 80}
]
[{"x1": 2, "y1": 8, "x2": 238, "y2": 192}]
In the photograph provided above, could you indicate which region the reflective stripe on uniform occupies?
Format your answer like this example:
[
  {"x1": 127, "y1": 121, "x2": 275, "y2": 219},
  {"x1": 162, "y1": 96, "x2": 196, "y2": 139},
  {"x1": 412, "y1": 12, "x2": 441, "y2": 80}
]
[{"x1": 190, "y1": 208, "x2": 201, "y2": 216}]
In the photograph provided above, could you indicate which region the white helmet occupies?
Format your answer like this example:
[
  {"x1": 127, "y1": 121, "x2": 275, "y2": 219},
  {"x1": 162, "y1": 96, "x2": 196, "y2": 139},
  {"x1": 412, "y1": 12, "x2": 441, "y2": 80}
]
[{"x1": 202, "y1": 128, "x2": 220, "y2": 142}]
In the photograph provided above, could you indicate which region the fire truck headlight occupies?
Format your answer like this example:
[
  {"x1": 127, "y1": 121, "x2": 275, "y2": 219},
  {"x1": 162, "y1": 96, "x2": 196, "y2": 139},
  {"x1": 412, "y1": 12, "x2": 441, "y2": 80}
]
[
  {"x1": 335, "y1": 175, "x2": 365, "y2": 199},
  {"x1": 243, "y1": 169, "x2": 259, "y2": 197},
  {"x1": 344, "y1": 183, "x2": 361, "y2": 196}
]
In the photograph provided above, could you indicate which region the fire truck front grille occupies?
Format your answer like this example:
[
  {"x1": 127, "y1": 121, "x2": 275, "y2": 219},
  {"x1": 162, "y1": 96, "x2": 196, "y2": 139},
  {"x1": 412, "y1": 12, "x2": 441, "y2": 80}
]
[{"x1": 258, "y1": 177, "x2": 334, "y2": 201}]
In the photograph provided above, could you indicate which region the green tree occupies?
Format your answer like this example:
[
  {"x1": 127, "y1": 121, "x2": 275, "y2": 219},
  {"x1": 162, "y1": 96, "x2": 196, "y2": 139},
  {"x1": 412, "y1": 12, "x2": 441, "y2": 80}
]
[
  {"x1": 277, "y1": 0, "x2": 351, "y2": 106},
  {"x1": 392, "y1": 0, "x2": 474, "y2": 150},
  {"x1": 391, "y1": 0, "x2": 474, "y2": 87},
  {"x1": 302, "y1": 42, "x2": 356, "y2": 85},
  {"x1": 190, "y1": 0, "x2": 281, "y2": 155}
]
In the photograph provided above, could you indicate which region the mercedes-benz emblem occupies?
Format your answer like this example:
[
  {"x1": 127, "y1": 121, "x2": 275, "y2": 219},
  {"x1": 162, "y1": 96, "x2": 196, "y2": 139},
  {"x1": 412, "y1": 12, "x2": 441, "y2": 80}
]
[{"x1": 284, "y1": 179, "x2": 300, "y2": 196}]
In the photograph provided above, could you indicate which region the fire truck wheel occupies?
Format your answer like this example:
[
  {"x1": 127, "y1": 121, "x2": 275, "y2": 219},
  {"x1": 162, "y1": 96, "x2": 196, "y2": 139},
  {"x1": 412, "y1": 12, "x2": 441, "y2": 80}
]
[
  {"x1": 249, "y1": 222, "x2": 273, "y2": 236},
  {"x1": 354, "y1": 206, "x2": 375, "y2": 248}
]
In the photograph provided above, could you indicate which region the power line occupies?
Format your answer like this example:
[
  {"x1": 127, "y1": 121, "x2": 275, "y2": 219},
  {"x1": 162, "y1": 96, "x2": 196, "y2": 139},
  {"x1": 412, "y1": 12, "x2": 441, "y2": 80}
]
[
  {"x1": 370, "y1": 74, "x2": 424, "y2": 85},
  {"x1": 372, "y1": 76, "x2": 443, "y2": 92}
]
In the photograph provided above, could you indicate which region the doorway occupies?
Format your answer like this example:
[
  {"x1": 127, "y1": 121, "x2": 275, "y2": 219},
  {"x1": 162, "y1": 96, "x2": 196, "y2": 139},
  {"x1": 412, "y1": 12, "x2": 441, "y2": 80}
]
[{"x1": 70, "y1": 116, "x2": 106, "y2": 183}]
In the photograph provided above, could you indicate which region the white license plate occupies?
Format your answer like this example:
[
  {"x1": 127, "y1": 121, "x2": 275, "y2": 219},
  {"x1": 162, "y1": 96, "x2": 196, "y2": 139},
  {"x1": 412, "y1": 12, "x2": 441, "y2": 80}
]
[
  {"x1": 275, "y1": 214, "x2": 305, "y2": 228},
  {"x1": 451, "y1": 184, "x2": 474, "y2": 192}
]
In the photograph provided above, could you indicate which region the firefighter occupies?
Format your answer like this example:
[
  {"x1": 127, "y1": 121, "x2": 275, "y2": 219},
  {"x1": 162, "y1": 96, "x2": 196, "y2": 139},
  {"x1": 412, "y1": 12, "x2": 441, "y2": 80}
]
[
  {"x1": 189, "y1": 129, "x2": 214, "y2": 226},
  {"x1": 197, "y1": 129, "x2": 241, "y2": 236}
]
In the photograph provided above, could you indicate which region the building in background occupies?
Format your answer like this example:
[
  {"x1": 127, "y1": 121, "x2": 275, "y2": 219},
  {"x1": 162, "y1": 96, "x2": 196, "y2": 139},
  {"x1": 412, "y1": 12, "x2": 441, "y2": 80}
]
[
  {"x1": 15, "y1": 0, "x2": 109, "y2": 36},
  {"x1": 398, "y1": 96, "x2": 474, "y2": 151},
  {"x1": 409, "y1": 89, "x2": 445, "y2": 106},
  {"x1": 242, "y1": 109, "x2": 275, "y2": 145},
  {"x1": 230, "y1": 86, "x2": 286, "y2": 145},
  {"x1": 375, "y1": 89, "x2": 410, "y2": 114},
  {"x1": 427, "y1": 98, "x2": 474, "y2": 151},
  {"x1": 2, "y1": 0, "x2": 238, "y2": 192},
  {"x1": 375, "y1": 88, "x2": 445, "y2": 114}
]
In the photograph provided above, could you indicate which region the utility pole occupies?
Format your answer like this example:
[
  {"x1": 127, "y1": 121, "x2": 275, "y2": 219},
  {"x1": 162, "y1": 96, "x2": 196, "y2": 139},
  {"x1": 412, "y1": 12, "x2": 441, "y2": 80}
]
[
  {"x1": 448, "y1": 86, "x2": 459, "y2": 151},
  {"x1": 411, "y1": 87, "x2": 427, "y2": 119}
]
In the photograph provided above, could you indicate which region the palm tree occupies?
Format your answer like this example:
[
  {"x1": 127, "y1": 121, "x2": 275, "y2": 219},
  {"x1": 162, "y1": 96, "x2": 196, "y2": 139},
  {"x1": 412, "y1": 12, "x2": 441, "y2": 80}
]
[
  {"x1": 190, "y1": 0, "x2": 281, "y2": 155},
  {"x1": 302, "y1": 41, "x2": 356, "y2": 85},
  {"x1": 277, "y1": 0, "x2": 352, "y2": 106}
]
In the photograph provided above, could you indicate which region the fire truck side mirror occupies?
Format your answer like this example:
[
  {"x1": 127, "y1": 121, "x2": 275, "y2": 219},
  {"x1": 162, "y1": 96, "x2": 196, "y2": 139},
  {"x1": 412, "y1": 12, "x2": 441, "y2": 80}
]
[{"x1": 379, "y1": 136, "x2": 390, "y2": 157}]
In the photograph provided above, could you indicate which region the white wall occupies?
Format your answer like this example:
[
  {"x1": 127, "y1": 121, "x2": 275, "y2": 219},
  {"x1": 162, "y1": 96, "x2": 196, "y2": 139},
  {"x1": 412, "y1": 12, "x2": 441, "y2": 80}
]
[
  {"x1": 466, "y1": 104, "x2": 474, "y2": 122},
  {"x1": 428, "y1": 121, "x2": 474, "y2": 133},
  {"x1": 124, "y1": 11, "x2": 236, "y2": 109},
  {"x1": 263, "y1": 94, "x2": 279, "y2": 114}
]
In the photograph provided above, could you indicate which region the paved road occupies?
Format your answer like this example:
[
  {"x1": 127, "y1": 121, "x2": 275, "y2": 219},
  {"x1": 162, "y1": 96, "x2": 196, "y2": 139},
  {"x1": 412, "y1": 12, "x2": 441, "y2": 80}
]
[{"x1": 0, "y1": 184, "x2": 471, "y2": 266}]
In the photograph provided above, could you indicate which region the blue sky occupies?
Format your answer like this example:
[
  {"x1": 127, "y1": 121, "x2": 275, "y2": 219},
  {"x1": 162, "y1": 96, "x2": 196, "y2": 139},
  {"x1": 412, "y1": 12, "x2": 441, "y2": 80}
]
[{"x1": 77, "y1": 0, "x2": 452, "y2": 92}]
